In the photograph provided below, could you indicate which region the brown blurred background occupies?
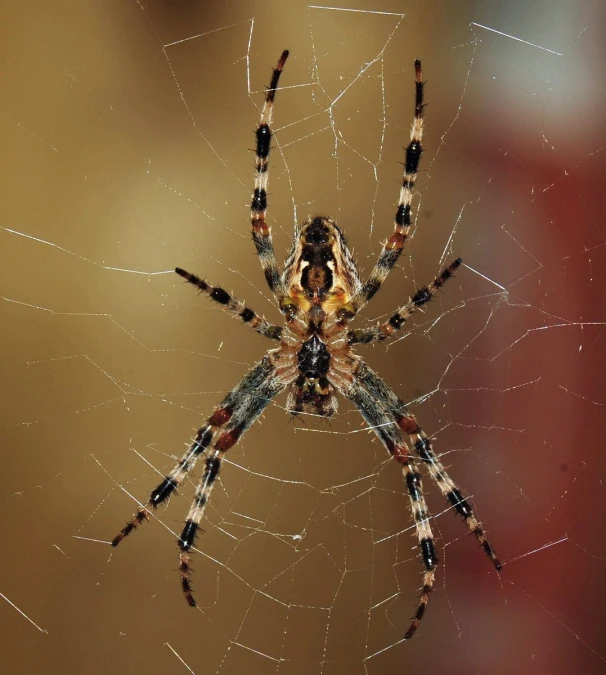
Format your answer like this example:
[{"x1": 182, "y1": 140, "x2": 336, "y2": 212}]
[{"x1": 1, "y1": 1, "x2": 606, "y2": 674}]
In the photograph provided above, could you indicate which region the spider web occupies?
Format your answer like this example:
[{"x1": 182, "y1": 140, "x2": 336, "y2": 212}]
[{"x1": 2, "y1": 1, "x2": 605, "y2": 674}]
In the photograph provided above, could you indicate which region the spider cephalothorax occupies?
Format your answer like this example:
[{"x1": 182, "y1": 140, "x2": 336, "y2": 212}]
[{"x1": 112, "y1": 51, "x2": 501, "y2": 641}]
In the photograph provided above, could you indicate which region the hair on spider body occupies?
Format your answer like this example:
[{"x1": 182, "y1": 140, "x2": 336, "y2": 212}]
[{"x1": 112, "y1": 51, "x2": 501, "y2": 643}]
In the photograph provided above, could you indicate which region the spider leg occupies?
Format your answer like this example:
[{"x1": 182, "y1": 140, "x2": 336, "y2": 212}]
[
  {"x1": 111, "y1": 423, "x2": 215, "y2": 546},
  {"x1": 401, "y1": 416, "x2": 502, "y2": 571},
  {"x1": 353, "y1": 360, "x2": 502, "y2": 571},
  {"x1": 178, "y1": 449, "x2": 221, "y2": 605},
  {"x1": 178, "y1": 358, "x2": 289, "y2": 606},
  {"x1": 175, "y1": 267, "x2": 283, "y2": 341},
  {"x1": 350, "y1": 60, "x2": 425, "y2": 315},
  {"x1": 333, "y1": 357, "x2": 500, "y2": 638},
  {"x1": 347, "y1": 258, "x2": 462, "y2": 345},
  {"x1": 251, "y1": 50, "x2": 289, "y2": 302},
  {"x1": 112, "y1": 357, "x2": 288, "y2": 550},
  {"x1": 332, "y1": 362, "x2": 437, "y2": 640}
]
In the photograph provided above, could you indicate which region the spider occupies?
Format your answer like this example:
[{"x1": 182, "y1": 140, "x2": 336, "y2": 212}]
[{"x1": 112, "y1": 51, "x2": 501, "y2": 640}]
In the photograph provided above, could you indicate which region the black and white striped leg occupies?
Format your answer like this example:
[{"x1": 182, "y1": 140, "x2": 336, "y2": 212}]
[
  {"x1": 112, "y1": 357, "x2": 282, "y2": 549},
  {"x1": 251, "y1": 50, "x2": 289, "y2": 301},
  {"x1": 352, "y1": 60, "x2": 426, "y2": 312},
  {"x1": 174, "y1": 357, "x2": 289, "y2": 606},
  {"x1": 178, "y1": 450, "x2": 222, "y2": 606},
  {"x1": 175, "y1": 267, "x2": 283, "y2": 341},
  {"x1": 112, "y1": 424, "x2": 214, "y2": 546},
  {"x1": 400, "y1": 458, "x2": 437, "y2": 640},
  {"x1": 339, "y1": 373, "x2": 438, "y2": 640},
  {"x1": 351, "y1": 360, "x2": 501, "y2": 571},
  {"x1": 398, "y1": 416, "x2": 502, "y2": 571},
  {"x1": 347, "y1": 258, "x2": 462, "y2": 345}
]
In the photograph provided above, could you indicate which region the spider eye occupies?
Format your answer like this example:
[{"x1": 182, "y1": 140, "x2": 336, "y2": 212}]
[{"x1": 303, "y1": 218, "x2": 330, "y2": 244}]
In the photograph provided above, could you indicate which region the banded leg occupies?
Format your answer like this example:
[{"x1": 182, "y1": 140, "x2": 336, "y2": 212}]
[
  {"x1": 400, "y1": 458, "x2": 437, "y2": 640},
  {"x1": 352, "y1": 360, "x2": 501, "y2": 571},
  {"x1": 251, "y1": 50, "x2": 289, "y2": 301},
  {"x1": 175, "y1": 267, "x2": 283, "y2": 341},
  {"x1": 178, "y1": 450, "x2": 221, "y2": 606},
  {"x1": 398, "y1": 415, "x2": 502, "y2": 571},
  {"x1": 112, "y1": 357, "x2": 282, "y2": 548},
  {"x1": 338, "y1": 373, "x2": 438, "y2": 640},
  {"x1": 177, "y1": 361, "x2": 288, "y2": 606},
  {"x1": 112, "y1": 424, "x2": 214, "y2": 546},
  {"x1": 347, "y1": 258, "x2": 462, "y2": 345},
  {"x1": 350, "y1": 60, "x2": 425, "y2": 314}
]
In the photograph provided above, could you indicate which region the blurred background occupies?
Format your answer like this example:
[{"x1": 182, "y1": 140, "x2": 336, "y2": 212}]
[{"x1": 1, "y1": 1, "x2": 605, "y2": 673}]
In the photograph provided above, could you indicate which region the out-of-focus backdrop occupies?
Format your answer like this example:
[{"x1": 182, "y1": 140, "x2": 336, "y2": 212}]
[{"x1": 1, "y1": 1, "x2": 605, "y2": 674}]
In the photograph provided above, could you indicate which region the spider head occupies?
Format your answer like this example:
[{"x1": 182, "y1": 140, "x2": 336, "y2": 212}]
[
  {"x1": 283, "y1": 216, "x2": 361, "y2": 314},
  {"x1": 302, "y1": 217, "x2": 332, "y2": 246}
]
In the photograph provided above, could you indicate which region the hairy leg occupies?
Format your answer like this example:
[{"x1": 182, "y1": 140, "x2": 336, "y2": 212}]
[
  {"x1": 112, "y1": 356, "x2": 285, "y2": 546},
  {"x1": 353, "y1": 360, "x2": 501, "y2": 571},
  {"x1": 347, "y1": 258, "x2": 462, "y2": 345},
  {"x1": 176, "y1": 267, "x2": 282, "y2": 340},
  {"x1": 250, "y1": 51, "x2": 290, "y2": 300},
  {"x1": 332, "y1": 364, "x2": 438, "y2": 640},
  {"x1": 349, "y1": 60, "x2": 426, "y2": 315}
]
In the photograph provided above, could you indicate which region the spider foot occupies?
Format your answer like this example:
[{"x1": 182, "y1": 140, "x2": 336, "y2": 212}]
[
  {"x1": 111, "y1": 507, "x2": 150, "y2": 547},
  {"x1": 403, "y1": 571, "x2": 434, "y2": 641},
  {"x1": 471, "y1": 525, "x2": 502, "y2": 571},
  {"x1": 179, "y1": 550, "x2": 197, "y2": 607},
  {"x1": 480, "y1": 539, "x2": 502, "y2": 572}
]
